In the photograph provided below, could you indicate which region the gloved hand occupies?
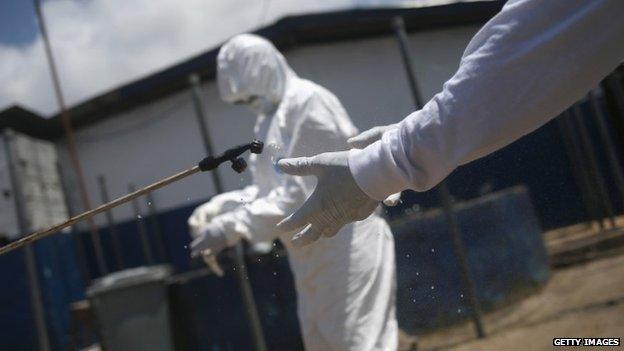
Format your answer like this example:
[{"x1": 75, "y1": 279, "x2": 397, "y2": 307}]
[
  {"x1": 276, "y1": 151, "x2": 379, "y2": 247},
  {"x1": 188, "y1": 186, "x2": 258, "y2": 238},
  {"x1": 190, "y1": 224, "x2": 228, "y2": 276},
  {"x1": 346, "y1": 123, "x2": 399, "y2": 149},
  {"x1": 348, "y1": 124, "x2": 402, "y2": 206}
]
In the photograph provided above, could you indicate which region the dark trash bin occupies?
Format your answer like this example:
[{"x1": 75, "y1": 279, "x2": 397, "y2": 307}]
[{"x1": 87, "y1": 265, "x2": 173, "y2": 351}]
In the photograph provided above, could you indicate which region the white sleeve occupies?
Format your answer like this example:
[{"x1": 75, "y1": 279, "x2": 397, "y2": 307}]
[
  {"x1": 210, "y1": 181, "x2": 306, "y2": 245},
  {"x1": 349, "y1": 0, "x2": 624, "y2": 201},
  {"x1": 187, "y1": 185, "x2": 258, "y2": 238}
]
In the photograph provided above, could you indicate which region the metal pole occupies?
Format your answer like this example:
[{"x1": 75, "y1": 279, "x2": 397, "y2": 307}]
[
  {"x1": 189, "y1": 74, "x2": 224, "y2": 193},
  {"x1": 188, "y1": 74, "x2": 268, "y2": 351},
  {"x1": 57, "y1": 162, "x2": 91, "y2": 283},
  {"x1": 589, "y1": 90, "x2": 624, "y2": 214},
  {"x1": 393, "y1": 18, "x2": 424, "y2": 108},
  {"x1": 128, "y1": 183, "x2": 154, "y2": 265},
  {"x1": 145, "y1": 191, "x2": 169, "y2": 263},
  {"x1": 232, "y1": 243, "x2": 268, "y2": 351},
  {"x1": 556, "y1": 113, "x2": 604, "y2": 227},
  {"x1": 3, "y1": 131, "x2": 51, "y2": 351},
  {"x1": 392, "y1": 16, "x2": 485, "y2": 338},
  {"x1": 33, "y1": 0, "x2": 107, "y2": 275},
  {"x1": 571, "y1": 104, "x2": 616, "y2": 228},
  {"x1": 439, "y1": 183, "x2": 486, "y2": 337},
  {"x1": 97, "y1": 175, "x2": 124, "y2": 270}
]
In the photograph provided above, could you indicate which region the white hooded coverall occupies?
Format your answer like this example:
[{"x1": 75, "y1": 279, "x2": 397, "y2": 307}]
[{"x1": 189, "y1": 34, "x2": 398, "y2": 351}]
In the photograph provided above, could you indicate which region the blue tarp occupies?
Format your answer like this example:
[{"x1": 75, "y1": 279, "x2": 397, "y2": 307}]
[{"x1": 392, "y1": 186, "x2": 550, "y2": 332}]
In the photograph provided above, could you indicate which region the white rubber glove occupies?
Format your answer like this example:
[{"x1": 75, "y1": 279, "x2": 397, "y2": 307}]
[
  {"x1": 189, "y1": 224, "x2": 227, "y2": 276},
  {"x1": 276, "y1": 151, "x2": 379, "y2": 247},
  {"x1": 187, "y1": 186, "x2": 258, "y2": 238},
  {"x1": 346, "y1": 123, "x2": 399, "y2": 149},
  {"x1": 382, "y1": 192, "x2": 402, "y2": 206},
  {"x1": 348, "y1": 124, "x2": 402, "y2": 206}
]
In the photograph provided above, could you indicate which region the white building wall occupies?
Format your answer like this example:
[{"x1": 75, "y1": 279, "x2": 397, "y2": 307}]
[
  {"x1": 60, "y1": 24, "x2": 479, "y2": 226},
  {"x1": 1, "y1": 131, "x2": 69, "y2": 238},
  {"x1": 57, "y1": 89, "x2": 257, "y2": 227},
  {"x1": 0, "y1": 135, "x2": 19, "y2": 238},
  {"x1": 289, "y1": 25, "x2": 479, "y2": 127}
]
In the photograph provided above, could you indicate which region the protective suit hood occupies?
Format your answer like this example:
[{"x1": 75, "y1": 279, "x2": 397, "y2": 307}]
[{"x1": 217, "y1": 34, "x2": 295, "y2": 107}]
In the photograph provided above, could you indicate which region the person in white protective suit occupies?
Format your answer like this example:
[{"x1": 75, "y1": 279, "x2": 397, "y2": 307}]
[
  {"x1": 188, "y1": 34, "x2": 398, "y2": 351},
  {"x1": 276, "y1": 0, "x2": 624, "y2": 245}
]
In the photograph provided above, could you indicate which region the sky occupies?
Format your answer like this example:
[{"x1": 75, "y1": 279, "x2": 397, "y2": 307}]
[{"x1": 0, "y1": 0, "x2": 455, "y2": 116}]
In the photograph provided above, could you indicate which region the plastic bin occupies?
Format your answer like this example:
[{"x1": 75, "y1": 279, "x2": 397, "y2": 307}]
[{"x1": 87, "y1": 265, "x2": 173, "y2": 351}]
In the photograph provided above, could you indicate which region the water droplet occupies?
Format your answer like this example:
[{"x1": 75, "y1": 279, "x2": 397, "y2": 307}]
[
  {"x1": 460, "y1": 294, "x2": 464, "y2": 298},
  {"x1": 430, "y1": 285, "x2": 435, "y2": 290},
  {"x1": 405, "y1": 253, "x2": 410, "y2": 258},
  {"x1": 412, "y1": 299, "x2": 416, "y2": 303},
  {"x1": 147, "y1": 201, "x2": 152, "y2": 206}
]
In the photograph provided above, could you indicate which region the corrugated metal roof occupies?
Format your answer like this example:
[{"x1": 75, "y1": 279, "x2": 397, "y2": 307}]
[{"x1": 0, "y1": 105, "x2": 60, "y2": 139}]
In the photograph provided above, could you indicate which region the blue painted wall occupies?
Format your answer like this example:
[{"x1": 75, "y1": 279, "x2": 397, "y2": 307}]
[{"x1": 0, "y1": 232, "x2": 84, "y2": 350}]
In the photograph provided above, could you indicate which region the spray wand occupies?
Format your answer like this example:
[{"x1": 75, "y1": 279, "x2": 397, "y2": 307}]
[{"x1": 0, "y1": 139, "x2": 264, "y2": 256}]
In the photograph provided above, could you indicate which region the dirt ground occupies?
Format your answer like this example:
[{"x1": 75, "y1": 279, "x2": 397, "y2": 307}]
[{"x1": 399, "y1": 248, "x2": 624, "y2": 351}]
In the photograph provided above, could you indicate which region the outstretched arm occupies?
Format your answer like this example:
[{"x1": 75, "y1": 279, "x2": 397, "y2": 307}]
[
  {"x1": 350, "y1": 0, "x2": 624, "y2": 200},
  {"x1": 278, "y1": 0, "x2": 624, "y2": 245}
]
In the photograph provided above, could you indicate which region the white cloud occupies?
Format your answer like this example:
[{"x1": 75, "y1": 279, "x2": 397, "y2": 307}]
[
  {"x1": 0, "y1": 0, "x2": 457, "y2": 115},
  {"x1": 0, "y1": 0, "x2": 268, "y2": 115}
]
